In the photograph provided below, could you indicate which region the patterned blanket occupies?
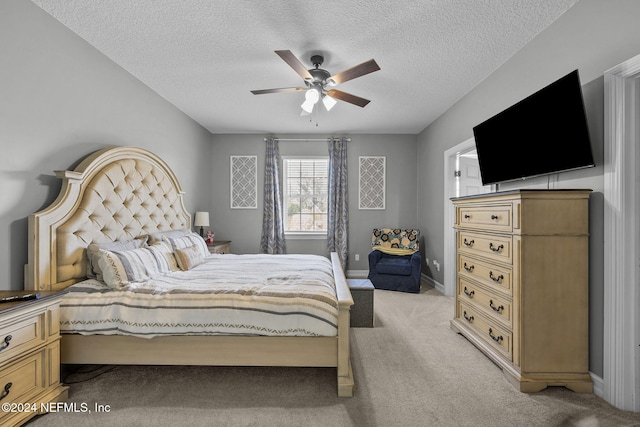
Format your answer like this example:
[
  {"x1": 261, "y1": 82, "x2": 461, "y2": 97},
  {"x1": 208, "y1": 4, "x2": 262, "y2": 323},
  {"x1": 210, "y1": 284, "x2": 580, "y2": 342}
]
[{"x1": 60, "y1": 254, "x2": 338, "y2": 338}]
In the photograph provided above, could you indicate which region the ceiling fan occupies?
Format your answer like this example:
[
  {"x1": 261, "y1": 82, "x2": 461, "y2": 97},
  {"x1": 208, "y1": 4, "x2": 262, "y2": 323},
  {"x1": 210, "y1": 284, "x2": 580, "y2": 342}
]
[{"x1": 251, "y1": 50, "x2": 380, "y2": 114}]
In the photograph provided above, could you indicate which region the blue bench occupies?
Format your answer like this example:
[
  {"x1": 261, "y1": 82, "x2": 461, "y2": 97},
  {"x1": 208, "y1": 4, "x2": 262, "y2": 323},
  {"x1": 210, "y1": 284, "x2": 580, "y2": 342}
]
[{"x1": 347, "y1": 279, "x2": 374, "y2": 327}]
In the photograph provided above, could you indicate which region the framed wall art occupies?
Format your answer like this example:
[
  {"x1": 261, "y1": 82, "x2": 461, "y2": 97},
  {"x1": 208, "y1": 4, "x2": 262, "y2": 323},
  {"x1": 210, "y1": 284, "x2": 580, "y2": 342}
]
[
  {"x1": 359, "y1": 156, "x2": 386, "y2": 210},
  {"x1": 230, "y1": 155, "x2": 257, "y2": 209}
]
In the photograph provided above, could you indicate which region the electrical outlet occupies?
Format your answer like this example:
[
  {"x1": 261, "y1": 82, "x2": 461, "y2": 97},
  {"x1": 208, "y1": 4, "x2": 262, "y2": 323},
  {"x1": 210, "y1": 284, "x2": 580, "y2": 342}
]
[
  {"x1": 433, "y1": 259, "x2": 441, "y2": 272},
  {"x1": 425, "y1": 257, "x2": 429, "y2": 265},
  {"x1": 355, "y1": 254, "x2": 360, "y2": 261}
]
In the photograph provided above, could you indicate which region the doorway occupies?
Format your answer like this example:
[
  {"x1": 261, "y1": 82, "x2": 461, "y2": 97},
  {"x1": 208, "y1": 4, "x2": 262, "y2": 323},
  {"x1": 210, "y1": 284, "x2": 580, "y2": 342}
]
[{"x1": 442, "y1": 138, "x2": 492, "y2": 297}]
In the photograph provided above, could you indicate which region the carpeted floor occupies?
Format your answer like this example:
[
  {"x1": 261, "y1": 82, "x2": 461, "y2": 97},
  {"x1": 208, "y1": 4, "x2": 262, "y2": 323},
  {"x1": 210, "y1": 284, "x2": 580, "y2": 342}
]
[{"x1": 26, "y1": 284, "x2": 640, "y2": 427}]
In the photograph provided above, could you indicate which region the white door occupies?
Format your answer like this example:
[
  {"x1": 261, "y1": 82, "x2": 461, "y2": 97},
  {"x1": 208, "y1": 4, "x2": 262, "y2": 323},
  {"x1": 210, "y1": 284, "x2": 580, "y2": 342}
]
[{"x1": 456, "y1": 151, "x2": 490, "y2": 197}]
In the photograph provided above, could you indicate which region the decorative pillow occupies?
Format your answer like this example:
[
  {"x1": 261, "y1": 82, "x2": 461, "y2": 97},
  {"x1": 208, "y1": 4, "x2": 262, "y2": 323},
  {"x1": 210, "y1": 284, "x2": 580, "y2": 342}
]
[
  {"x1": 147, "y1": 229, "x2": 191, "y2": 245},
  {"x1": 164, "y1": 232, "x2": 209, "y2": 259},
  {"x1": 147, "y1": 241, "x2": 180, "y2": 273},
  {"x1": 87, "y1": 237, "x2": 148, "y2": 281},
  {"x1": 174, "y1": 245, "x2": 204, "y2": 271},
  {"x1": 97, "y1": 247, "x2": 156, "y2": 289},
  {"x1": 372, "y1": 246, "x2": 415, "y2": 256},
  {"x1": 371, "y1": 228, "x2": 420, "y2": 253}
]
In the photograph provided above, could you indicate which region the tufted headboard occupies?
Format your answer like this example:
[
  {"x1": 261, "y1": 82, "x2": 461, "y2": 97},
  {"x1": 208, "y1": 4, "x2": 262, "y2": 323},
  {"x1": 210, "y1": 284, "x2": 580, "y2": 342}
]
[{"x1": 26, "y1": 146, "x2": 191, "y2": 291}]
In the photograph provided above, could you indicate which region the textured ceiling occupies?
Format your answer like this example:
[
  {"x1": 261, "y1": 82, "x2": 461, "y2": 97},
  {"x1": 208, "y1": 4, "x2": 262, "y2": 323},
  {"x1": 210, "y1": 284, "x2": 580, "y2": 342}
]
[{"x1": 31, "y1": 0, "x2": 578, "y2": 135}]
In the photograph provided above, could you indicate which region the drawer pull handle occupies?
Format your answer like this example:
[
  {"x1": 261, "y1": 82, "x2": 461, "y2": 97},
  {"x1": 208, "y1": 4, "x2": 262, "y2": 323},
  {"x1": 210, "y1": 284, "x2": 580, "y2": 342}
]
[
  {"x1": 489, "y1": 271, "x2": 504, "y2": 283},
  {"x1": 463, "y1": 239, "x2": 475, "y2": 247},
  {"x1": 489, "y1": 300, "x2": 504, "y2": 313},
  {"x1": 464, "y1": 214, "x2": 471, "y2": 220},
  {"x1": 488, "y1": 328, "x2": 503, "y2": 344},
  {"x1": 463, "y1": 263, "x2": 475, "y2": 272},
  {"x1": 0, "y1": 382, "x2": 12, "y2": 402},
  {"x1": 463, "y1": 311, "x2": 474, "y2": 323},
  {"x1": 463, "y1": 287, "x2": 475, "y2": 298},
  {"x1": 489, "y1": 242, "x2": 504, "y2": 253},
  {"x1": 0, "y1": 335, "x2": 12, "y2": 352},
  {"x1": 491, "y1": 215, "x2": 499, "y2": 220}
]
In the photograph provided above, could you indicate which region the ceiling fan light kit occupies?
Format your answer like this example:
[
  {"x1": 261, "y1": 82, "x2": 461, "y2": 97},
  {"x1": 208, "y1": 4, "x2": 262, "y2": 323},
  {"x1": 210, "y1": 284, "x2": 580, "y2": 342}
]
[
  {"x1": 301, "y1": 87, "x2": 320, "y2": 113},
  {"x1": 322, "y1": 94, "x2": 337, "y2": 111},
  {"x1": 251, "y1": 50, "x2": 380, "y2": 119}
]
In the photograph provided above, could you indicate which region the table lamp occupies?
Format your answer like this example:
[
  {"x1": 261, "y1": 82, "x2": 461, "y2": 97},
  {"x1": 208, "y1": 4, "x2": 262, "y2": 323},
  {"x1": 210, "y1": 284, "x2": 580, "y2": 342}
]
[{"x1": 194, "y1": 212, "x2": 209, "y2": 237}]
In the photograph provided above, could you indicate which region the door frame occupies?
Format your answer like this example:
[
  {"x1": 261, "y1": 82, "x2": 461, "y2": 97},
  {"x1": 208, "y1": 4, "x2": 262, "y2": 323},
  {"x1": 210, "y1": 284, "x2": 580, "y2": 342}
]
[
  {"x1": 443, "y1": 137, "x2": 477, "y2": 297},
  {"x1": 603, "y1": 53, "x2": 640, "y2": 412}
]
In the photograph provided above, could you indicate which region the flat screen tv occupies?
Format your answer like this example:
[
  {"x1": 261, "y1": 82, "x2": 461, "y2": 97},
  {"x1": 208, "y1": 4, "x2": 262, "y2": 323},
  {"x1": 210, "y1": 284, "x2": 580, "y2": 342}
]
[{"x1": 472, "y1": 69, "x2": 594, "y2": 186}]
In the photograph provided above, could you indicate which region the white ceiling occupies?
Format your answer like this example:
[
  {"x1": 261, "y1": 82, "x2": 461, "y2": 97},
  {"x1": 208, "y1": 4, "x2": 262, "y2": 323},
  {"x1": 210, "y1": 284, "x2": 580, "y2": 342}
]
[{"x1": 31, "y1": 0, "x2": 578, "y2": 135}]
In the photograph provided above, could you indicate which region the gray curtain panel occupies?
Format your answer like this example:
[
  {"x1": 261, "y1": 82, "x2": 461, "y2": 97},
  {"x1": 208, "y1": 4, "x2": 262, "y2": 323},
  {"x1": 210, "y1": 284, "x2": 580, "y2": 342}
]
[
  {"x1": 327, "y1": 137, "x2": 349, "y2": 268},
  {"x1": 260, "y1": 137, "x2": 287, "y2": 254}
]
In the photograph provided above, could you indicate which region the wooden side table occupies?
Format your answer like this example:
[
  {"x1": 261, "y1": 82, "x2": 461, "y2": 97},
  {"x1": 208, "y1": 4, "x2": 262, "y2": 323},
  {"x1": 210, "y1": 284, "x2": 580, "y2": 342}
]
[
  {"x1": 207, "y1": 240, "x2": 231, "y2": 254},
  {"x1": 0, "y1": 291, "x2": 69, "y2": 426}
]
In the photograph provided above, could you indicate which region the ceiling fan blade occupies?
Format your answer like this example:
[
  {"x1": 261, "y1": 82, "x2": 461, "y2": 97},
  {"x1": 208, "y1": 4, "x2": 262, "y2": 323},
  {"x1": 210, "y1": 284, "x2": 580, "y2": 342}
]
[
  {"x1": 328, "y1": 59, "x2": 380, "y2": 85},
  {"x1": 251, "y1": 87, "x2": 306, "y2": 95},
  {"x1": 326, "y1": 89, "x2": 371, "y2": 108},
  {"x1": 275, "y1": 50, "x2": 313, "y2": 80}
]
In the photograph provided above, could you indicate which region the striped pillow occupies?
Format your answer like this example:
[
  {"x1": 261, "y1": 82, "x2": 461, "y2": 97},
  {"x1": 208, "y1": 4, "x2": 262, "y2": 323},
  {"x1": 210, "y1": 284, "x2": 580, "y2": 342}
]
[
  {"x1": 164, "y1": 232, "x2": 209, "y2": 259},
  {"x1": 147, "y1": 242, "x2": 179, "y2": 273},
  {"x1": 98, "y1": 248, "x2": 152, "y2": 288},
  {"x1": 174, "y1": 245, "x2": 204, "y2": 271},
  {"x1": 87, "y1": 236, "x2": 148, "y2": 281}
]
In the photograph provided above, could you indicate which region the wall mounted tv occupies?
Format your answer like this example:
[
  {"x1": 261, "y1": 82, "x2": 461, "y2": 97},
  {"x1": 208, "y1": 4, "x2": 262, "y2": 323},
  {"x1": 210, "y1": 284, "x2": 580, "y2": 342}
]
[{"x1": 472, "y1": 69, "x2": 594, "y2": 186}]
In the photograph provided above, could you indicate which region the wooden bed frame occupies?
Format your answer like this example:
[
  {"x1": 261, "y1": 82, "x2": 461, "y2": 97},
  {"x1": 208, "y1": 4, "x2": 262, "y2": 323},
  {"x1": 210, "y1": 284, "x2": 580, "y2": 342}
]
[{"x1": 25, "y1": 146, "x2": 355, "y2": 397}]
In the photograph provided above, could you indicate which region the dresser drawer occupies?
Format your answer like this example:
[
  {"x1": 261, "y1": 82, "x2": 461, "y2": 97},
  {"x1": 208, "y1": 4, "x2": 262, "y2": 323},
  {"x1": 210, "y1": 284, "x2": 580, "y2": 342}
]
[
  {"x1": 457, "y1": 301, "x2": 513, "y2": 361},
  {"x1": 0, "y1": 349, "x2": 45, "y2": 423},
  {"x1": 458, "y1": 254, "x2": 513, "y2": 295},
  {"x1": 458, "y1": 231, "x2": 512, "y2": 265},
  {"x1": 457, "y1": 204, "x2": 512, "y2": 232},
  {"x1": 457, "y1": 277, "x2": 512, "y2": 327},
  {"x1": 0, "y1": 313, "x2": 45, "y2": 366}
]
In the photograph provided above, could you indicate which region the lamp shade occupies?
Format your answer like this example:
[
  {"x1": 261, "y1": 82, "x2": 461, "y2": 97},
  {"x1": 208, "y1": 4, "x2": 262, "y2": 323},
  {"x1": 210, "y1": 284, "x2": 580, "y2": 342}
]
[
  {"x1": 322, "y1": 94, "x2": 337, "y2": 111},
  {"x1": 194, "y1": 212, "x2": 210, "y2": 227}
]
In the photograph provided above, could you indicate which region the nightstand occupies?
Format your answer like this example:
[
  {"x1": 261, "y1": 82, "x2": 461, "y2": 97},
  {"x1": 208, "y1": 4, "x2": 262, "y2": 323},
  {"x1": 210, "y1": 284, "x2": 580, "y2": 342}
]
[
  {"x1": 207, "y1": 240, "x2": 231, "y2": 254},
  {"x1": 0, "y1": 291, "x2": 69, "y2": 426}
]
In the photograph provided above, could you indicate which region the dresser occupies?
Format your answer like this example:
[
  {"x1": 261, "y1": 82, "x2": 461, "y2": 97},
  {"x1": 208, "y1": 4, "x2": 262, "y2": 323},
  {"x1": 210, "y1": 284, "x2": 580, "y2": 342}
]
[
  {"x1": 0, "y1": 291, "x2": 68, "y2": 426},
  {"x1": 449, "y1": 190, "x2": 592, "y2": 393}
]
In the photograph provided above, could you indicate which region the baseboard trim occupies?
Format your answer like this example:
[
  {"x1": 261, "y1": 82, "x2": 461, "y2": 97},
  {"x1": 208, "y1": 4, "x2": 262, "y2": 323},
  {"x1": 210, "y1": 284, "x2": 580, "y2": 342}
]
[
  {"x1": 591, "y1": 372, "x2": 604, "y2": 398},
  {"x1": 422, "y1": 273, "x2": 444, "y2": 294},
  {"x1": 346, "y1": 269, "x2": 368, "y2": 279}
]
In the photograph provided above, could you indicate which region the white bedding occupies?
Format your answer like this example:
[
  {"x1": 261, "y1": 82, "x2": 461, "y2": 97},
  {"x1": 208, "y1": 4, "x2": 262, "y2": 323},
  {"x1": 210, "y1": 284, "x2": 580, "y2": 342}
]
[{"x1": 60, "y1": 254, "x2": 339, "y2": 338}]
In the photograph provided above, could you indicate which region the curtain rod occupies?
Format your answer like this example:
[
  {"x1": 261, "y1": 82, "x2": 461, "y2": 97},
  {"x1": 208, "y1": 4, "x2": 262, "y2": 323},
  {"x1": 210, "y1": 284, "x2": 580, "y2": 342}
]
[{"x1": 263, "y1": 137, "x2": 351, "y2": 142}]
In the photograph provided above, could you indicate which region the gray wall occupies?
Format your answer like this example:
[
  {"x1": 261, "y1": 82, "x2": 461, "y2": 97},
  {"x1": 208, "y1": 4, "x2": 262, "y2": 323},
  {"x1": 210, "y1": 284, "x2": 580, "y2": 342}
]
[
  {"x1": 416, "y1": 0, "x2": 640, "y2": 378},
  {"x1": 210, "y1": 134, "x2": 418, "y2": 271},
  {"x1": 0, "y1": 0, "x2": 212, "y2": 291}
]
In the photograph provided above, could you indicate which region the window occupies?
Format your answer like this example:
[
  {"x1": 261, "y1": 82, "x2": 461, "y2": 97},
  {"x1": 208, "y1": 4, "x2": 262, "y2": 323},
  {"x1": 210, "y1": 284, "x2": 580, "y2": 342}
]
[{"x1": 283, "y1": 157, "x2": 328, "y2": 236}]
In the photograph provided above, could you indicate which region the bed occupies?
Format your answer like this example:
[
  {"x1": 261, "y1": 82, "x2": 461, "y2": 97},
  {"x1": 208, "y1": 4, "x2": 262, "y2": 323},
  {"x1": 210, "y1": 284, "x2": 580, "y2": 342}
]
[{"x1": 24, "y1": 146, "x2": 355, "y2": 397}]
